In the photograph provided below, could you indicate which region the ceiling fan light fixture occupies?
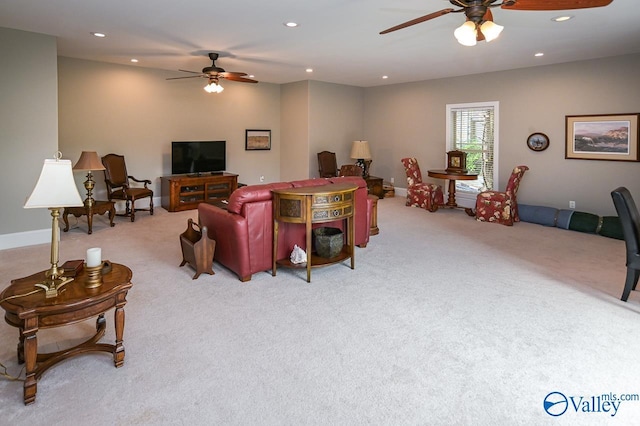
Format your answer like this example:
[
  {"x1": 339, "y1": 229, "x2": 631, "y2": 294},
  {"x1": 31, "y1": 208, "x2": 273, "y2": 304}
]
[
  {"x1": 454, "y1": 21, "x2": 477, "y2": 46},
  {"x1": 480, "y1": 20, "x2": 504, "y2": 42},
  {"x1": 204, "y1": 81, "x2": 224, "y2": 94}
]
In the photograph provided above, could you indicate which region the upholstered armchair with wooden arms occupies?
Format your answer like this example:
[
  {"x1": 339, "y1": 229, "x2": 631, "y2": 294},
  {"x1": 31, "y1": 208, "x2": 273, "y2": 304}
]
[
  {"x1": 317, "y1": 151, "x2": 338, "y2": 178},
  {"x1": 475, "y1": 165, "x2": 529, "y2": 226},
  {"x1": 101, "y1": 153, "x2": 154, "y2": 222},
  {"x1": 400, "y1": 157, "x2": 444, "y2": 212}
]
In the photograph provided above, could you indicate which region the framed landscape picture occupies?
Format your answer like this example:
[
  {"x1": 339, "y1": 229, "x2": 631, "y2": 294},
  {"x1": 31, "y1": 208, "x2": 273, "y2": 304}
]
[
  {"x1": 565, "y1": 113, "x2": 639, "y2": 161},
  {"x1": 245, "y1": 129, "x2": 271, "y2": 151}
]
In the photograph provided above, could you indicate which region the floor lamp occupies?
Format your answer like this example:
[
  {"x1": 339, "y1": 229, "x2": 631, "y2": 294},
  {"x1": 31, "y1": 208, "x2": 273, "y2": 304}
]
[{"x1": 24, "y1": 153, "x2": 84, "y2": 298}]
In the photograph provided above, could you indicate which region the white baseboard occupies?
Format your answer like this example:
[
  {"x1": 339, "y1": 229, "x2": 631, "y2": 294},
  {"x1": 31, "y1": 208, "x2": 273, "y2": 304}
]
[
  {"x1": 0, "y1": 228, "x2": 50, "y2": 250},
  {"x1": 0, "y1": 196, "x2": 161, "y2": 251}
]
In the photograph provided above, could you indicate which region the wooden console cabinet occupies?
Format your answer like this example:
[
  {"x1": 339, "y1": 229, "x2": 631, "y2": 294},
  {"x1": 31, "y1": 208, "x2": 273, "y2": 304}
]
[
  {"x1": 272, "y1": 183, "x2": 356, "y2": 283},
  {"x1": 161, "y1": 173, "x2": 238, "y2": 212}
]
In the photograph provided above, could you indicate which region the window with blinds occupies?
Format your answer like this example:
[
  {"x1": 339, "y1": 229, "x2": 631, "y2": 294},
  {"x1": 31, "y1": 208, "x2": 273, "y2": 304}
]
[{"x1": 446, "y1": 102, "x2": 499, "y2": 193}]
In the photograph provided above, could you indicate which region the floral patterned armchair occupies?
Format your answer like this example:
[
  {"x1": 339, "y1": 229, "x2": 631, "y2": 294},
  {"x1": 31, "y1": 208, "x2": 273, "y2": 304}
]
[
  {"x1": 400, "y1": 157, "x2": 444, "y2": 212},
  {"x1": 475, "y1": 165, "x2": 529, "y2": 226}
]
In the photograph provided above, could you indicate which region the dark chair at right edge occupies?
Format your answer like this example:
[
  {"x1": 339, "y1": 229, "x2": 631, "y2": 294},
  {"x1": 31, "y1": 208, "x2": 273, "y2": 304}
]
[{"x1": 611, "y1": 187, "x2": 640, "y2": 301}]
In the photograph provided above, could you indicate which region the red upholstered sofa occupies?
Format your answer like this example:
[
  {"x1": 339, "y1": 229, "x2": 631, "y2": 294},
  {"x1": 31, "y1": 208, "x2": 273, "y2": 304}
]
[{"x1": 198, "y1": 176, "x2": 373, "y2": 281}]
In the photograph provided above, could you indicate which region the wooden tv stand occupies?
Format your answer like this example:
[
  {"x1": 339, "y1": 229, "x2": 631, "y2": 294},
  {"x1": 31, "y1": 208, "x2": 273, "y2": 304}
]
[{"x1": 161, "y1": 173, "x2": 238, "y2": 212}]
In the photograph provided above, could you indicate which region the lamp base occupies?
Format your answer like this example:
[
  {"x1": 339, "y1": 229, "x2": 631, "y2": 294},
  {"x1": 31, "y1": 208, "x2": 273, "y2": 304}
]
[
  {"x1": 355, "y1": 159, "x2": 372, "y2": 178},
  {"x1": 34, "y1": 275, "x2": 74, "y2": 298},
  {"x1": 363, "y1": 159, "x2": 372, "y2": 179}
]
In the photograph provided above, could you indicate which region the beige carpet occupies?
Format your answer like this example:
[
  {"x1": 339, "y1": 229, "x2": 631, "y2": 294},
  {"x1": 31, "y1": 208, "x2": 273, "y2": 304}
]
[{"x1": 1, "y1": 196, "x2": 639, "y2": 425}]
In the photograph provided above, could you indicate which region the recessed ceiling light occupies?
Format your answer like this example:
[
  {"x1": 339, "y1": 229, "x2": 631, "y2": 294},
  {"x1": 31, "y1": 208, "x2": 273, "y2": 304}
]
[
  {"x1": 284, "y1": 22, "x2": 298, "y2": 28},
  {"x1": 90, "y1": 32, "x2": 106, "y2": 38},
  {"x1": 552, "y1": 16, "x2": 573, "y2": 22},
  {"x1": 306, "y1": 68, "x2": 313, "y2": 73},
  {"x1": 535, "y1": 52, "x2": 544, "y2": 57},
  {"x1": 382, "y1": 75, "x2": 389, "y2": 79},
  {"x1": 130, "y1": 59, "x2": 139, "y2": 63},
  {"x1": 248, "y1": 74, "x2": 255, "y2": 78}
]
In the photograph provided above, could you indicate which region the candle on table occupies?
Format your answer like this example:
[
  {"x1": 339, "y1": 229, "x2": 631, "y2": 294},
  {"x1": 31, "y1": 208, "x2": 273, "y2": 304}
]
[{"x1": 86, "y1": 247, "x2": 102, "y2": 267}]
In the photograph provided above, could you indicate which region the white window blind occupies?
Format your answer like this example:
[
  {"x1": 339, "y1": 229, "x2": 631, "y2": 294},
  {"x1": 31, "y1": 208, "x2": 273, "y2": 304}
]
[{"x1": 447, "y1": 102, "x2": 498, "y2": 193}]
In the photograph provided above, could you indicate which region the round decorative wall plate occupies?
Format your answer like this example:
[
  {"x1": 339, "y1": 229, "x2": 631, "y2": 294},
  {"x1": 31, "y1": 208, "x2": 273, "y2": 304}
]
[{"x1": 527, "y1": 132, "x2": 550, "y2": 151}]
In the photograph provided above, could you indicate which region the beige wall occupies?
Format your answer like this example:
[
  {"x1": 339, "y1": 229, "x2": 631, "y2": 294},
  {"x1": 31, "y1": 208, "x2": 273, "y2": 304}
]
[
  {"x1": 2, "y1": 25, "x2": 639, "y2": 248},
  {"x1": 58, "y1": 56, "x2": 282, "y2": 202},
  {"x1": 280, "y1": 81, "x2": 310, "y2": 181},
  {"x1": 280, "y1": 80, "x2": 364, "y2": 180},
  {"x1": 0, "y1": 28, "x2": 58, "y2": 247},
  {"x1": 308, "y1": 81, "x2": 364, "y2": 177},
  {"x1": 364, "y1": 53, "x2": 640, "y2": 216}
]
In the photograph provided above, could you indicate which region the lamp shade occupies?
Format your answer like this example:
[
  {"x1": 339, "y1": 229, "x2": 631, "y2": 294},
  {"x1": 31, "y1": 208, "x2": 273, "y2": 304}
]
[
  {"x1": 350, "y1": 140, "x2": 372, "y2": 160},
  {"x1": 73, "y1": 151, "x2": 105, "y2": 171},
  {"x1": 454, "y1": 21, "x2": 477, "y2": 46},
  {"x1": 25, "y1": 158, "x2": 83, "y2": 208},
  {"x1": 480, "y1": 20, "x2": 504, "y2": 42}
]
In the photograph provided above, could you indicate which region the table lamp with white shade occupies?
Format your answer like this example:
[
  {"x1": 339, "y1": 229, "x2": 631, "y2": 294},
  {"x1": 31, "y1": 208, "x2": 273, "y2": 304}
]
[
  {"x1": 350, "y1": 140, "x2": 372, "y2": 178},
  {"x1": 24, "y1": 152, "x2": 84, "y2": 298}
]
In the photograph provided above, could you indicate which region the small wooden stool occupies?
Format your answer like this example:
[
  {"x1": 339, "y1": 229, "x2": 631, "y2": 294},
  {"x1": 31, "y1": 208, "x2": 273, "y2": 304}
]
[
  {"x1": 368, "y1": 194, "x2": 379, "y2": 236},
  {"x1": 180, "y1": 218, "x2": 215, "y2": 279}
]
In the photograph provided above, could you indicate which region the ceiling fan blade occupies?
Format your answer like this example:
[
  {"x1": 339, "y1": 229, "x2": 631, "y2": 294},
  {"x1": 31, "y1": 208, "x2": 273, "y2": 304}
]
[
  {"x1": 222, "y1": 75, "x2": 258, "y2": 83},
  {"x1": 380, "y1": 8, "x2": 456, "y2": 34},
  {"x1": 483, "y1": 8, "x2": 494, "y2": 21},
  {"x1": 166, "y1": 75, "x2": 205, "y2": 80},
  {"x1": 177, "y1": 69, "x2": 202, "y2": 74},
  {"x1": 219, "y1": 71, "x2": 248, "y2": 78},
  {"x1": 502, "y1": 0, "x2": 612, "y2": 11}
]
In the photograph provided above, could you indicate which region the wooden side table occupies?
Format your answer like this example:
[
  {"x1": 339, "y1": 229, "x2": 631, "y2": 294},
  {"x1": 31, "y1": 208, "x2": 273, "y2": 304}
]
[
  {"x1": 0, "y1": 263, "x2": 132, "y2": 405},
  {"x1": 272, "y1": 183, "x2": 356, "y2": 283},
  {"x1": 365, "y1": 175, "x2": 384, "y2": 199},
  {"x1": 63, "y1": 200, "x2": 115, "y2": 234},
  {"x1": 427, "y1": 169, "x2": 478, "y2": 215}
]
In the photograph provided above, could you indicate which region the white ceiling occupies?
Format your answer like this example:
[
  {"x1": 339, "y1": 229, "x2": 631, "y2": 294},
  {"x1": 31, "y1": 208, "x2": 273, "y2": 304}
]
[{"x1": 1, "y1": 0, "x2": 639, "y2": 87}]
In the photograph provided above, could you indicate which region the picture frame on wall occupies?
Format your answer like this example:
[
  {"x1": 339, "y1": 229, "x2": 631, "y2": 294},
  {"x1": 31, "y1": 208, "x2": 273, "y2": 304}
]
[
  {"x1": 245, "y1": 129, "x2": 271, "y2": 151},
  {"x1": 565, "y1": 113, "x2": 639, "y2": 161}
]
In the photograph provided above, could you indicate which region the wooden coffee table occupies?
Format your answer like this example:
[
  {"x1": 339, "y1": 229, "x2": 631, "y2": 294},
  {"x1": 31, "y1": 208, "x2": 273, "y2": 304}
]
[
  {"x1": 0, "y1": 263, "x2": 132, "y2": 404},
  {"x1": 63, "y1": 200, "x2": 115, "y2": 234}
]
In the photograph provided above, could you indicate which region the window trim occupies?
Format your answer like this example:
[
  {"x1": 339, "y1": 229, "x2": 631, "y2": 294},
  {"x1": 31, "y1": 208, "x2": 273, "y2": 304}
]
[{"x1": 445, "y1": 101, "x2": 499, "y2": 207}]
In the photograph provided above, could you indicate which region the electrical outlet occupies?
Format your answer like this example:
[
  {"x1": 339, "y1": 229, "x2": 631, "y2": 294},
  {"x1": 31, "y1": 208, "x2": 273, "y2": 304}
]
[
  {"x1": 259, "y1": 175, "x2": 265, "y2": 183},
  {"x1": 390, "y1": 177, "x2": 395, "y2": 184},
  {"x1": 569, "y1": 200, "x2": 576, "y2": 209}
]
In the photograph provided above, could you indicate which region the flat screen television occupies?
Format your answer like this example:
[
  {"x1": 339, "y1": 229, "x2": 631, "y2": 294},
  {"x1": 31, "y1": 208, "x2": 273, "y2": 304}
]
[{"x1": 171, "y1": 141, "x2": 226, "y2": 175}]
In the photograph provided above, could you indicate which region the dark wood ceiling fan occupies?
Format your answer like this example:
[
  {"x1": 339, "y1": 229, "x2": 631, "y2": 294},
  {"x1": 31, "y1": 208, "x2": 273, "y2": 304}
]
[
  {"x1": 380, "y1": 0, "x2": 613, "y2": 36},
  {"x1": 166, "y1": 53, "x2": 258, "y2": 84}
]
